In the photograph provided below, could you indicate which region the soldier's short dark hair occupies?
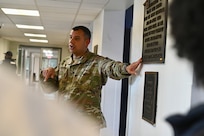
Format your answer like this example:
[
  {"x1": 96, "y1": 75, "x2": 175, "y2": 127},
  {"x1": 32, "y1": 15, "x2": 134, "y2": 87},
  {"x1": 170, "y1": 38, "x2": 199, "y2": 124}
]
[
  {"x1": 170, "y1": 0, "x2": 204, "y2": 85},
  {"x1": 72, "y1": 26, "x2": 91, "y2": 40}
]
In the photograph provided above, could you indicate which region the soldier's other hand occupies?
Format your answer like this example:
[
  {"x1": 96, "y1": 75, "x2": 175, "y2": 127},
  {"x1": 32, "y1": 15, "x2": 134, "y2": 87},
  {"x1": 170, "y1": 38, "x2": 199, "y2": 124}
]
[{"x1": 42, "y1": 67, "x2": 55, "y2": 81}]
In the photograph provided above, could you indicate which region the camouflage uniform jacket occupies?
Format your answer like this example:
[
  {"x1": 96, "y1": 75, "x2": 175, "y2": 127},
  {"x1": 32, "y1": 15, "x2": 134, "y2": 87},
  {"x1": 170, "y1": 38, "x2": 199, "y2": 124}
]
[{"x1": 41, "y1": 50, "x2": 130, "y2": 128}]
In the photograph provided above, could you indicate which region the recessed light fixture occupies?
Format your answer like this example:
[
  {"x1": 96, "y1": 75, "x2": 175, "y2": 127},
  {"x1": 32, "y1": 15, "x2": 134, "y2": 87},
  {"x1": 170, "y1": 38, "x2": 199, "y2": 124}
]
[
  {"x1": 16, "y1": 24, "x2": 44, "y2": 30},
  {"x1": 1, "y1": 8, "x2": 39, "y2": 16},
  {"x1": 30, "y1": 39, "x2": 48, "y2": 43},
  {"x1": 24, "y1": 33, "x2": 46, "y2": 38},
  {"x1": 1, "y1": 8, "x2": 40, "y2": 16}
]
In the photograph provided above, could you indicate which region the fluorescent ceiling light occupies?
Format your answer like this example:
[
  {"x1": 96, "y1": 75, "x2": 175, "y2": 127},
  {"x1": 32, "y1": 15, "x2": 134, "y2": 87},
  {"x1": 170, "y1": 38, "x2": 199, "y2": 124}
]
[
  {"x1": 16, "y1": 24, "x2": 44, "y2": 30},
  {"x1": 30, "y1": 39, "x2": 48, "y2": 43},
  {"x1": 1, "y1": 8, "x2": 39, "y2": 16},
  {"x1": 24, "y1": 33, "x2": 46, "y2": 38}
]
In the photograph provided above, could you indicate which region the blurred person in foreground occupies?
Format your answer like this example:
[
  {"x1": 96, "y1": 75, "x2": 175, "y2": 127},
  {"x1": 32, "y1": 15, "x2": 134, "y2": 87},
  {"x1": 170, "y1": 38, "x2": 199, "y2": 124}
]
[
  {"x1": 0, "y1": 67, "x2": 100, "y2": 136},
  {"x1": 166, "y1": 0, "x2": 204, "y2": 136},
  {"x1": 40, "y1": 26, "x2": 142, "y2": 129},
  {"x1": 0, "y1": 51, "x2": 16, "y2": 74}
]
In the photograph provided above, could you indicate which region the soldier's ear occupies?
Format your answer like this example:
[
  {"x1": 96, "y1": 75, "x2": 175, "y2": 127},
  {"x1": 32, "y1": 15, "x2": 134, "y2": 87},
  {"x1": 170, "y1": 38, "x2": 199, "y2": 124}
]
[{"x1": 85, "y1": 38, "x2": 90, "y2": 47}]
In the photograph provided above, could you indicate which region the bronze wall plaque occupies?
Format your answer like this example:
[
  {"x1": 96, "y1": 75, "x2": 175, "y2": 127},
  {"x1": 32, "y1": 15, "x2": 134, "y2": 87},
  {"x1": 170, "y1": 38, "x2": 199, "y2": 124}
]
[
  {"x1": 142, "y1": 0, "x2": 168, "y2": 63},
  {"x1": 142, "y1": 72, "x2": 158, "y2": 124}
]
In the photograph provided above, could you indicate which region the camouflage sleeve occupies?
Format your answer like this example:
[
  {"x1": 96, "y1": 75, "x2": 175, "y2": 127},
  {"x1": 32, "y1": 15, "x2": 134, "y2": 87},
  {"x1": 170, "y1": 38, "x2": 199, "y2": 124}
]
[
  {"x1": 39, "y1": 69, "x2": 59, "y2": 93},
  {"x1": 99, "y1": 57, "x2": 131, "y2": 80}
]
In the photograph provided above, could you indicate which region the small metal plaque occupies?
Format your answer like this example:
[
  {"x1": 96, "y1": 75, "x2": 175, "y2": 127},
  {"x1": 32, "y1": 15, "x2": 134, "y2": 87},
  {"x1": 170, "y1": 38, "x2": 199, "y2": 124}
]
[
  {"x1": 142, "y1": 72, "x2": 158, "y2": 125},
  {"x1": 142, "y1": 0, "x2": 168, "y2": 63},
  {"x1": 94, "y1": 44, "x2": 98, "y2": 54}
]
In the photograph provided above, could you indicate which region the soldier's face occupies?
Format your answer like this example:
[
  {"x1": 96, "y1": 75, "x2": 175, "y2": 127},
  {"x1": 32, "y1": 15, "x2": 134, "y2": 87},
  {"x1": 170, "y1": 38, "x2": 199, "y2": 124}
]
[{"x1": 69, "y1": 29, "x2": 90, "y2": 57}]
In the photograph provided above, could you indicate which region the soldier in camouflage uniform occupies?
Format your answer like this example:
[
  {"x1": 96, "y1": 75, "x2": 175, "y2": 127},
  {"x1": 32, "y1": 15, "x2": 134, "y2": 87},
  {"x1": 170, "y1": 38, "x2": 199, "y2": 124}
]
[
  {"x1": 0, "y1": 51, "x2": 16, "y2": 74},
  {"x1": 41, "y1": 26, "x2": 142, "y2": 128}
]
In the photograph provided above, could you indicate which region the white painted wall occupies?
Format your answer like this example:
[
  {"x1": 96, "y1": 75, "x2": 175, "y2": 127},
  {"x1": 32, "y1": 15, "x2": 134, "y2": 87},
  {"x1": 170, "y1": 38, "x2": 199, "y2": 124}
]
[
  {"x1": 101, "y1": 10, "x2": 125, "y2": 136},
  {"x1": 0, "y1": 38, "x2": 10, "y2": 62},
  {"x1": 92, "y1": 10, "x2": 104, "y2": 55},
  {"x1": 92, "y1": 10, "x2": 126, "y2": 136},
  {"x1": 125, "y1": 0, "x2": 194, "y2": 136}
]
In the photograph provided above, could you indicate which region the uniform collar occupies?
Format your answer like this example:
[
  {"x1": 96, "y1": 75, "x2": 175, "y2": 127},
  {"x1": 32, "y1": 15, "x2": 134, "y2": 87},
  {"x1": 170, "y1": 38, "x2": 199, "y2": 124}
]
[{"x1": 69, "y1": 50, "x2": 93, "y2": 65}]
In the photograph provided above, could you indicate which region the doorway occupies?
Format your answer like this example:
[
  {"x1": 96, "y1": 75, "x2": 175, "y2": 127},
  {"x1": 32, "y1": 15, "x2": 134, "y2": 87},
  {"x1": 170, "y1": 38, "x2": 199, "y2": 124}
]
[{"x1": 18, "y1": 45, "x2": 62, "y2": 84}]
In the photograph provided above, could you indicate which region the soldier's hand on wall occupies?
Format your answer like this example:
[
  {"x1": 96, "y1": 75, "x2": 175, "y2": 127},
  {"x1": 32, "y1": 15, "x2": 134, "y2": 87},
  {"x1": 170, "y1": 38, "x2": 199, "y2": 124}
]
[{"x1": 126, "y1": 58, "x2": 142, "y2": 75}]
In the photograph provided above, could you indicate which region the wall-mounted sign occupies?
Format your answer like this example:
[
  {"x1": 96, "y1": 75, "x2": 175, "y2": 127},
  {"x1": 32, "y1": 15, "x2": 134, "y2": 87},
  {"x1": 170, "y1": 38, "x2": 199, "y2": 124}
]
[
  {"x1": 142, "y1": 72, "x2": 158, "y2": 125},
  {"x1": 142, "y1": 0, "x2": 168, "y2": 63},
  {"x1": 94, "y1": 44, "x2": 98, "y2": 54}
]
